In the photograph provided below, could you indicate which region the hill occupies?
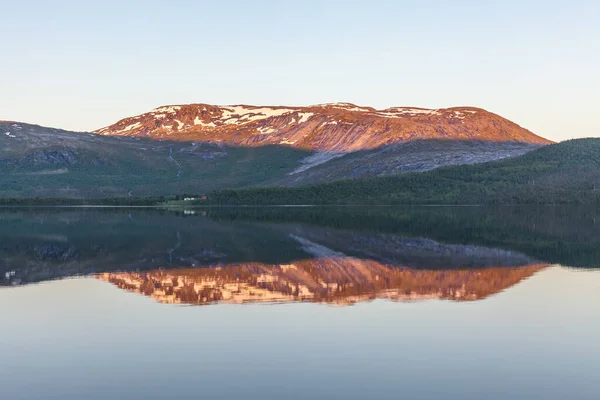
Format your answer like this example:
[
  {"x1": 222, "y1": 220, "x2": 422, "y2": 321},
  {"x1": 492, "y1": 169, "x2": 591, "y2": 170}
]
[
  {"x1": 0, "y1": 121, "x2": 307, "y2": 198},
  {"x1": 205, "y1": 139, "x2": 600, "y2": 205}
]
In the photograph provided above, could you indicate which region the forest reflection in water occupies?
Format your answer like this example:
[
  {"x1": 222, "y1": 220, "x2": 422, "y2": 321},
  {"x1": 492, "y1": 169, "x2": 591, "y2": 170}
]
[{"x1": 1, "y1": 205, "x2": 598, "y2": 304}]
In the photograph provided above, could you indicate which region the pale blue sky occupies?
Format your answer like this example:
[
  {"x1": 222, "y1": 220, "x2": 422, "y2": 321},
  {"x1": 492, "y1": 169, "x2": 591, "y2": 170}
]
[{"x1": 1, "y1": 0, "x2": 598, "y2": 141}]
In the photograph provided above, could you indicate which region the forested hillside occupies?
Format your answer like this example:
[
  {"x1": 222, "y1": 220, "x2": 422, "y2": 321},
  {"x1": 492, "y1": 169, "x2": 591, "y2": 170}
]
[{"x1": 206, "y1": 139, "x2": 600, "y2": 205}]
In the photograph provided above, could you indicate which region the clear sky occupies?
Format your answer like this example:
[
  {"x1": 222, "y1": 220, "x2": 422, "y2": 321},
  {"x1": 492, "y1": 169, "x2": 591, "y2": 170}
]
[{"x1": 1, "y1": 0, "x2": 598, "y2": 141}]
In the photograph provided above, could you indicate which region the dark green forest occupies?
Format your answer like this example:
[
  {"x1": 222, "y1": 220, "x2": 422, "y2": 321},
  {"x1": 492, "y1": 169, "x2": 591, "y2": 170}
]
[{"x1": 204, "y1": 139, "x2": 600, "y2": 205}]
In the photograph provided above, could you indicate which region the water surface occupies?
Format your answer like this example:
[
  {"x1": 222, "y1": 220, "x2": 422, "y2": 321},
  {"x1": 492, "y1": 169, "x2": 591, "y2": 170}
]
[{"x1": 1, "y1": 207, "x2": 599, "y2": 399}]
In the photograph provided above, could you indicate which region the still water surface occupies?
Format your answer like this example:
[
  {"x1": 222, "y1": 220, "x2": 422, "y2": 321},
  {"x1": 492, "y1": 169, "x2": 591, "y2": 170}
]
[{"x1": 1, "y1": 207, "x2": 599, "y2": 399}]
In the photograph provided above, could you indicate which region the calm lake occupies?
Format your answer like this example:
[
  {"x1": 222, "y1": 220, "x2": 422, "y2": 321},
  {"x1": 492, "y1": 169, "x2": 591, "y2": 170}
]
[{"x1": 1, "y1": 206, "x2": 599, "y2": 399}]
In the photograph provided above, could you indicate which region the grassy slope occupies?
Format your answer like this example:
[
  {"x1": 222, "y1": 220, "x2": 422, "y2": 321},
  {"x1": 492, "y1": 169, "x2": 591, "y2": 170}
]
[
  {"x1": 206, "y1": 139, "x2": 600, "y2": 205},
  {"x1": 0, "y1": 122, "x2": 308, "y2": 198}
]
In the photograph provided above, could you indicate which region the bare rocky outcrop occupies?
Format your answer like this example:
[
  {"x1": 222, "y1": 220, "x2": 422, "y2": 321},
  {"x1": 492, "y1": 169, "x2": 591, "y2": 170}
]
[{"x1": 94, "y1": 103, "x2": 551, "y2": 152}]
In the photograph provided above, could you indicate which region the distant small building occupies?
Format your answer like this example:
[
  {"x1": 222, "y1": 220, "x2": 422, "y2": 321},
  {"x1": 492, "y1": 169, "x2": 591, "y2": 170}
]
[{"x1": 183, "y1": 195, "x2": 206, "y2": 201}]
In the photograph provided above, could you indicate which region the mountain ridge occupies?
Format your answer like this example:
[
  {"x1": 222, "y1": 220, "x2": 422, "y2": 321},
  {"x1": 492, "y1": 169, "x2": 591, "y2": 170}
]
[{"x1": 94, "y1": 102, "x2": 551, "y2": 152}]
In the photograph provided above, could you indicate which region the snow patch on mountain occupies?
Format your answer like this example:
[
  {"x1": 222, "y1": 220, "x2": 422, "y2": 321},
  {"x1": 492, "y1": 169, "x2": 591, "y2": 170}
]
[
  {"x1": 220, "y1": 106, "x2": 296, "y2": 125},
  {"x1": 258, "y1": 126, "x2": 276, "y2": 134},
  {"x1": 297, "y1": 112, "x2": 314, "y2": 124},
  {"x1": 123, "y1": 122, "x2": 142, "y2": 131},
  {"x1": 194, "y1": 116, "x2": 216, "y2": 127},
  {"x1": 153, "y1": 106, "x2": 181, "y2": 114},
  {"x1": 376, "y1": 107, "x2": 442, "y2": 118}
]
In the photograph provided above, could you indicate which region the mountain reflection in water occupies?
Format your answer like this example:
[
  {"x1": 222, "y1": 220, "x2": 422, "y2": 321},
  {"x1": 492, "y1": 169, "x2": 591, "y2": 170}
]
[
  {"x1": 2, "y1": 206, "x2": 598, "y2": 305},
  {"x1": 97, "y1": 259, "x2": 548, "y2": 305}
]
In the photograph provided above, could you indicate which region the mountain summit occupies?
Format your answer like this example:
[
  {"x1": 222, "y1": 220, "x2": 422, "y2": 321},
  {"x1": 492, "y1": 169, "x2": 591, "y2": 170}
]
[{"x1": 95, "y1": 103, "x2": 551, "y2": 152}]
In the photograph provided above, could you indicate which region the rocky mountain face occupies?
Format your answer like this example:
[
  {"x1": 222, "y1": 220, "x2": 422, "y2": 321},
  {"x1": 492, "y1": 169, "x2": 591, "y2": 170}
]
[
  {"x1": 94, "y1": 103, "x2": 551, "y2": 152},
  {"x1": 268, "y1": 139, "x2": 539, "y2": 186}
]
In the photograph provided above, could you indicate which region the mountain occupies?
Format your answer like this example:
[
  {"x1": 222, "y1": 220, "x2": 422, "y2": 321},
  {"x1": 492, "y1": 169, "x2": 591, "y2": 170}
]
[
  {"x1": 95, "y1": 103, "x2": 551, "y2": 152},
  {"x1": 204, "y1": 138, "x2": 600, "y2": 206},
  {"x1": 0, "y1": 104, "x2": 551, "y2": 199}
]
